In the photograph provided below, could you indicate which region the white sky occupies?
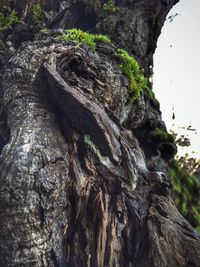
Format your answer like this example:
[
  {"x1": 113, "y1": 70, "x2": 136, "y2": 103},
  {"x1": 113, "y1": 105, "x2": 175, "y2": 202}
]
[{"x1": 153, "y1": 0, "x2": 200, "y2": 158}]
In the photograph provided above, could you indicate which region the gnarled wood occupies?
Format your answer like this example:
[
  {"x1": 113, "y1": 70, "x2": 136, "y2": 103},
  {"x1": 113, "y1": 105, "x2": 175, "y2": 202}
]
[
  {"x1": 0, "y1": 31, "x2": 200, "y2": 266},
  {"x1": 1, "y1": 1, "x2": 200, "y2": 267}
]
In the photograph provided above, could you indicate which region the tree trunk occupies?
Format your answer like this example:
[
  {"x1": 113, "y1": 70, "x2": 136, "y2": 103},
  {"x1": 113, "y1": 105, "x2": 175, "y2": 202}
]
[{"x1": 0, "y1": 1, "x2": 200, "y2": 266}]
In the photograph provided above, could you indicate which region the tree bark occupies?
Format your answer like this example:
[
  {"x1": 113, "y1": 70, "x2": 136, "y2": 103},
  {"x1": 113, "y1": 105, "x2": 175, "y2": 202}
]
[{"x1": 0, "y1": 1, "x2": 200, "y2": 267}]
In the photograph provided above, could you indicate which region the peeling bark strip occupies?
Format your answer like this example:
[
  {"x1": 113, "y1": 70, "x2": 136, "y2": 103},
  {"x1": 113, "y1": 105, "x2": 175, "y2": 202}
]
[{"x1": 44, "y1": 49, "x2": 121, "y2": 163}]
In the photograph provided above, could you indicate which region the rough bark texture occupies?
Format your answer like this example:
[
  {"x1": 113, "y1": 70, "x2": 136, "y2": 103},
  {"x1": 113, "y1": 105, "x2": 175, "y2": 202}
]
[{"x1": 1, "y1": 1, "x2": 200, "y2": 267}]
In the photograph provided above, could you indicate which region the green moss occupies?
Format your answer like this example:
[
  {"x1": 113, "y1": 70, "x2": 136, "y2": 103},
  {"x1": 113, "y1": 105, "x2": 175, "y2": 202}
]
[
  {"x1": 151, "y1": 127, "x2": 174, "y2": 142},
  {"x1": 93, "y1": 34, "x2": 112, "y2": 44},
  {"x1": 169, "y1": 159, "x2": 200, "y2": 233},
  {"x1": 196, "y1": 226, "x2": 200, "y2": 234},
  {"x1": 84, "y1": 134, "x2": 109, "y2": 162},
  {"x1": 0, "y1": 39, "x2": 4, "y2": 47},
  {"x1": 101, "y1": 0, "x2": 120, "y2": 14},
  {"x1": 32, "y1": 3, "x2": 44, "y2": 21},
  {"x1": 0, "y1": 7, "x2": 20, "y2": 31},
  {"x1": 84, "y1": 134, "x2": 101, "y2": 157},
  {"x1": 0, "y1": 6, "x2": 20, "y2": 46},
  {"x1": 32, "y1": 3, "x2": 44, "y2": 28},
  {"x1": 58, "y1": 29, "x2": 147, "y2": 101},
  {"x1": 117, "y1": 48, "x2": 147, "y2": 100},
  {"x1": 145, "y1": 86, "x2": 159, "y2": 104},
  {"x1": 58, "y1": 28, "x2": 111, "y2": 52},
  {"x1": 40, "y1": 27, "x2": 49, "y2": 33}
]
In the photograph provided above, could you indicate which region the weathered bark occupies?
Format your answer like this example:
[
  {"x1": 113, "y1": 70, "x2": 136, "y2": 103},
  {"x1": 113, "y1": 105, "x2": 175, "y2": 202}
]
[{"x1": 1, "y1": 1, "x2": 200, "y2": 267}]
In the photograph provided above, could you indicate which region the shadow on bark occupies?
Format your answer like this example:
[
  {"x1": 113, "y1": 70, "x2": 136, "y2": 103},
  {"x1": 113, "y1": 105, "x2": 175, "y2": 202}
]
[{"x1": 0, "y1": 30, "x2": 200, "y2": 266}]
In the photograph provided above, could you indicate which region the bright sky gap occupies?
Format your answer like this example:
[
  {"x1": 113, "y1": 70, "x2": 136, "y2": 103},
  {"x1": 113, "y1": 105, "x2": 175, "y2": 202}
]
[{"x1": 153, "y1": 0, "x2": 200, "y2": 158}]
